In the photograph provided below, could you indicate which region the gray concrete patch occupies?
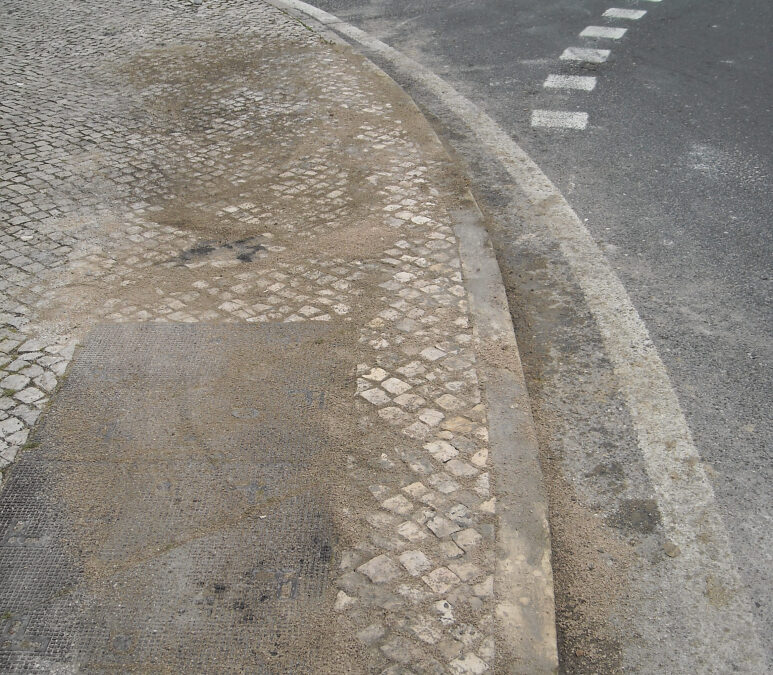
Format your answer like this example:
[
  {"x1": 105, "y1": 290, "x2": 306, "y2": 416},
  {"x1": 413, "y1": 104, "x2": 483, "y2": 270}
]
[{"x1": 0, "y1": 323, "x2": 350, "y2": 672}]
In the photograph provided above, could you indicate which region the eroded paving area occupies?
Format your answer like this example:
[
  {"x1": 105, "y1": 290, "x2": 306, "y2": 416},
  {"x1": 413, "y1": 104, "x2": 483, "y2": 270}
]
[{"x1": 1, "y1": 0, "x2": 496, "y2": 672}]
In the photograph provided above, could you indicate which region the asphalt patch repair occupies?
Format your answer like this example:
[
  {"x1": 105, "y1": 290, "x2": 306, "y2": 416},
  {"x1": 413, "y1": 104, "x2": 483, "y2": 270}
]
[{"x1": 0, "y1": 323, "x2": 357, "y2": 672}]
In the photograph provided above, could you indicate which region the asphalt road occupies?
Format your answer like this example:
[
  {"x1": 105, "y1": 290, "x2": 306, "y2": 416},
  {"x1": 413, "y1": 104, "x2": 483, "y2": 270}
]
[{"x1": 308, "y1": 0, "x2": 772, "y2": 671}]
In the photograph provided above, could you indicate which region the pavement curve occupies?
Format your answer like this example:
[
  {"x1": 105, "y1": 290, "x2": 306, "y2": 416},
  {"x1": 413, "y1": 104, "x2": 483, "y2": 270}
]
[{"x1": 277, "y1": 0, "x2": 773, "y2": 672}]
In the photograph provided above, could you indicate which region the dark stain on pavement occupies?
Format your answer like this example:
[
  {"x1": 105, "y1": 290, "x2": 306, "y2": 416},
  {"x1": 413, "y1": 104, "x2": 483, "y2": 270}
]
[
  {"x1": 613, "y1": 499, "x2": 661, "y2": 534},
  {"x1": 177, "y1": 237, "x2": 267, "y2": 264}
]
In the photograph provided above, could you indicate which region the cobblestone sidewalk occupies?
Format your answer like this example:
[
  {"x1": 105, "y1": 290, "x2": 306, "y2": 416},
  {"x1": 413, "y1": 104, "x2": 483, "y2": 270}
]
[{"x1": 1, "y1": 1, "x2": 519, "y2": 672}]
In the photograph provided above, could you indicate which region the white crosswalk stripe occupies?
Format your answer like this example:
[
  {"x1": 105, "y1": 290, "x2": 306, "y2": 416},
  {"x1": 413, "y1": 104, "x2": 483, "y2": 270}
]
[{"x1": 530, "y1": 110, "x2": 589, "y2": 129}]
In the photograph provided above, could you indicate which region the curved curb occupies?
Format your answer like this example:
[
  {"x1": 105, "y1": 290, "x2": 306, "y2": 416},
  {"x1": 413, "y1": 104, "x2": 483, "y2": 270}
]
[
  {"x1": 266, "y1": 2, "x2": 769, "y2": 672},
  {"x1": 266, "y1": 1, "x2": 559, "y2": 671},
  {"x1": 452, "y1": 203, "x2": 557, "y2": 674}
]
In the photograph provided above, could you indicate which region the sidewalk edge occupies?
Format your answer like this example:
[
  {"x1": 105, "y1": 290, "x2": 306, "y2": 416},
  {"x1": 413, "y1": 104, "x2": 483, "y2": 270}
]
[
  {"x1": 266, "y1": 1, "x2": 558, "y2": 671},
  {"x1": 453, "y1": 204, "x2": 558, "y2": 674}
]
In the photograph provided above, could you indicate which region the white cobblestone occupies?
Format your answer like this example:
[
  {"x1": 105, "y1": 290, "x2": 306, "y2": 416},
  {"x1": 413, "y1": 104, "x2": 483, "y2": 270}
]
[
  {"x1": 399, "y1": 550, "x2": 433, "y2": 576},
  {"x1": 425, "y1": 439, "x2": 458, "y2": 462},
  {"x1": 382, "y1": 494, "x2": 414, "y2": 516},
  {"x1": 0, "y1": 374, "x2": 29, "y2": 391},
  {"x1": 397, "y1": 521, "x2": 429, "y2": 542},
  {"x1": 357, "y1": 554, "x2": 401, "y2": 583},
  {"x1": 423, "y1": 567, "x2": 461, "y2": 594},
  {"x1": 450, "y1": 652, "x2": 489, "y2": 674},
  {"x1": 427, "y1": 516, "x2": 462, "y2": 539}
]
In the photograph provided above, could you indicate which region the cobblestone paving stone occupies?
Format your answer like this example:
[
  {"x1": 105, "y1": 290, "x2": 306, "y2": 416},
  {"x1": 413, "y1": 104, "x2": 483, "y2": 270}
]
[{"x1": 1, "y1": 0, "x2": 498, "y2": 671}]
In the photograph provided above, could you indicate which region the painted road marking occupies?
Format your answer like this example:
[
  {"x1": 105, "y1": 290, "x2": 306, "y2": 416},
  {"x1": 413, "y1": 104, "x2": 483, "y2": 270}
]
[
  {"x1": 580, "y1": 26, "x2": 627, "y2": 39},
  {"x1": 560, "y1": 47, "x2": 610, "y2": 63},
  {"x1": 603, "y1": 8, "x2": 647, "y2": 19},
  {"x1": 269, "y1": 1, "x2": 768, "y2": 669},
  {"x1": 544, "y1": 74, "x2": 597, "y2": 91},
  {"x1": 531, "y1": 110, "x2": 588, "y2": 129}
]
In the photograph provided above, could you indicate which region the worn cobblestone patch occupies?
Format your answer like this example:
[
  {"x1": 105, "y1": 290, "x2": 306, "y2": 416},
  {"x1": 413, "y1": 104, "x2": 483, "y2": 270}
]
[
  {"x1": 0, "y1": 323, "x2": 350, "y2": 672},
  {"x1": 0, "y1": 0, "x2": 498, "y2": 671}
]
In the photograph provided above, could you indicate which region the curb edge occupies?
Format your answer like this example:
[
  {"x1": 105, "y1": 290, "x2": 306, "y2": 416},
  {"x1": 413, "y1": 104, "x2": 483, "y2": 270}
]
[
  {"x1": 453, "y1": 203, "x2": 558, "y2": 674},
  {"x1": 266, "y1": 1, "x2": 558, "y2": 671}
]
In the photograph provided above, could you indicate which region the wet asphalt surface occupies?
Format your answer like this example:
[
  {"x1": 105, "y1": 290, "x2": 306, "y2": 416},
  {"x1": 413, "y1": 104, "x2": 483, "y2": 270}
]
[{"x1": 309, "y1": 0, "x2": 772, "y2": 669}]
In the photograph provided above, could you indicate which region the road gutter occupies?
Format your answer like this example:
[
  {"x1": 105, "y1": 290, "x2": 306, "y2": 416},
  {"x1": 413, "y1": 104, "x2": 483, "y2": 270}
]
[{"x1": 267, "y1": 0, "x2": 767, "y2": 670}]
